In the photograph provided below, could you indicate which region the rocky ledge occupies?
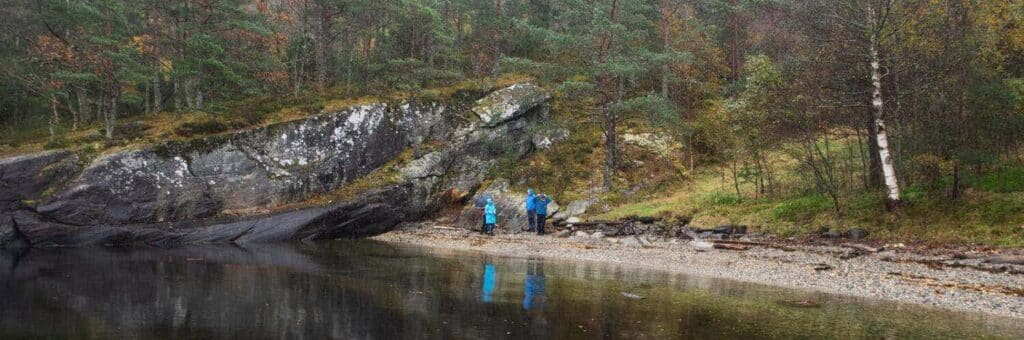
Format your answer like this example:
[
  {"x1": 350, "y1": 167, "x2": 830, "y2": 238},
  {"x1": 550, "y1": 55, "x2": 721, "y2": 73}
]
[{"x1": 1, "y1": 83, "x2": 559, "y2": 249}]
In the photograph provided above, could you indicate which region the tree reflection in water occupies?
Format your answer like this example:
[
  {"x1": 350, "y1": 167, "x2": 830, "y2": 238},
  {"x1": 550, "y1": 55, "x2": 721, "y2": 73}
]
[{"x1": 0, "y1": 240, "x2": 1021, "y2": 339}]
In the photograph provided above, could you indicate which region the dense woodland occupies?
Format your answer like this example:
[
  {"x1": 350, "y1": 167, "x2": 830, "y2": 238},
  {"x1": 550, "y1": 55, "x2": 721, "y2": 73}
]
[{"x1": 2, "y1": 0, "x2": 1024, "y2": 223}]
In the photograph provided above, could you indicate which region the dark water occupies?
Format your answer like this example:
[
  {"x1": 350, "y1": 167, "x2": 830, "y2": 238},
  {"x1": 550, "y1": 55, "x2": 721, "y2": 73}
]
[{"x1": 1, "y1": 241, "x2": 1022, "y2": 339}]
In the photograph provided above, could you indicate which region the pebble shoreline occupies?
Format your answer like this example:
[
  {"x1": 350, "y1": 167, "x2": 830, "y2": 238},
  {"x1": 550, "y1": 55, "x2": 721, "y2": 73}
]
[{"x1": 372, "y1": 227, "x2": 1024, "y2": 319}]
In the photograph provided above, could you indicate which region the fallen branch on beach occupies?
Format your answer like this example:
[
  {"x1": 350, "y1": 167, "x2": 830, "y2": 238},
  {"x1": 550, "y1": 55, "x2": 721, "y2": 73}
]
[
  {"x1": 982, "y1": 255, "x2": 1024, "y2": 265},
  {"x1": 841, "y1": 243, "x2": 883, "y2": 253},
  {"x1": 712, "y1": 243, "x2": 749, "y2": 251},
  {"x1": 708, "y1": 240, "x2": 796, "y2": 252}
]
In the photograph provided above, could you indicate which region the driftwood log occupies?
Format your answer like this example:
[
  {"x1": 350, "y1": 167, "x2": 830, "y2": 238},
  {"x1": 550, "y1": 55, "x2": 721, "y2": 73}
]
[
  {"x1": 709, "y1": 240, "x2": 796, "y2": 252},
  {"x1": 982, "y1": 255, "x2": 1024, "y2": 265},
  {"x1": 840, "y1": 243, "x2": 883, "y2": 253},
  {"x1": 712, "y1": 243, "x2": 749, "y2": 251}
]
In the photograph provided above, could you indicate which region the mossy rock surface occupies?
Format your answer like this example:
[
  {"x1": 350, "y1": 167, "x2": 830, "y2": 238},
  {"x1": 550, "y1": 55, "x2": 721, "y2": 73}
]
[{"x1": 472, "y1": 83, "x2": 551, "y2": 127}]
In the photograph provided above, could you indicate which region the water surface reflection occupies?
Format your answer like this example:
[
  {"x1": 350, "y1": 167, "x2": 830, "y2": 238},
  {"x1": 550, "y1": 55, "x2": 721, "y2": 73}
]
[{"x1": 0, "y1": 241, "x2": 1022, "y2": 339}]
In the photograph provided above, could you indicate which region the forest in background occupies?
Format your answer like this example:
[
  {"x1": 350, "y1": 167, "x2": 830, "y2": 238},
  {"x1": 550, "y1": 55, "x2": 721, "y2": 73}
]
[{"x1": 2, "y1": 0, "x2": 1024, "y2": 244}]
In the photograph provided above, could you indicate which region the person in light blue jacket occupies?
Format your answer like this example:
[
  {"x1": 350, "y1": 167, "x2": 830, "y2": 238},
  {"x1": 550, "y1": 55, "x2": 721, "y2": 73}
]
[
  {"x1": 534, "y1": 194, "x2": 552, "y2": 235},
  {"x1": 525, "y1": 189, "x2": 537, "y2": 231},
  {"x1": 484, "y1": 198, "x2": 497, "y2": 236}
]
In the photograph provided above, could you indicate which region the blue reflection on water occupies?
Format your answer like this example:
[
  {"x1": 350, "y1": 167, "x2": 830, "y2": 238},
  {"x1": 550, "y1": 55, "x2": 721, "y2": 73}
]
[
  {"x1": 482, "y1": 263, "x2": 496, "y2": 303},
  {"x1": 523, "y1": 261, "x2": 546, "y2": 310}
]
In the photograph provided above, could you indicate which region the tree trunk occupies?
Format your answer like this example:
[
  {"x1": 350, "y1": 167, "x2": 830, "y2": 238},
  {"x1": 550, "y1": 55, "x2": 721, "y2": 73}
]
[
  {"x1": 184, "y1": 78, "x2": 195, "y2": 109},
  {"x1": 173, "y1": 77, "x2": 182, "y2": 112},
  {"x1": 865, "y1": 111, "x2": 883, "y2": 188},
  {"x1": 314, "y1": 38, "x2": 327, "y2": 93},
  {"x1": 65, "y1": 95, "x2": 79, "y2": 131},
  {"x1": 314, "y1": 9, "x2": 330, "y2": 93},
  {"x1": 76, "y1": 86, "x2": 90, "y2": 123},
  {"x1": 105, "y1": 90, "x2": 118, "y2": 140},
  {"x1": 688, "y1": 136, "x2": 695, "y2": 172},
  {"x1": 602, "y1": 106, "x2": 618, "y2": 191},
  {"x1": 731, "y1": 160, "x2": 742, "y2": 202},
  {"x1": 153, "y1": 70, "x2": 162, "y2": 113},
  {"x1": 661, "y1": 20, "x2": 670, "y2": 98},
  {"x1": 144, "y1": 78, "x2": 152, "y2": 114},
  {"x1": 49, "y1": 94, "x2": 59, "y2": 141},
  {"x1": 950, "y1": 162, "x2": 962, "y2": 200},
  {"x1": 195, "y1": 87, "x2": 204, "y2": 108},
  {"x1": 346, "y1": 49, "x2": 354, "y2": 94},
  {"x1": 868, "y1": 20, "x2": 901, "y2": 209}
]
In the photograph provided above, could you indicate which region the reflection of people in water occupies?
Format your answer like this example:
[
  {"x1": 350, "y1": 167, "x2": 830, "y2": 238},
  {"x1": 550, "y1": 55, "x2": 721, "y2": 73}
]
[
  {"x1": 523, "y1": 260, "x2": 546, "y2": 310},
  {"x1": 482, "y1": 263, "x2": 496, "y2": 303}
]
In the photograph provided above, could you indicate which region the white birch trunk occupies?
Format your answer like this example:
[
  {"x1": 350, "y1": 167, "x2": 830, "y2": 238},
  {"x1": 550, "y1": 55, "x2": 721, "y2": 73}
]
[{"x1": 868, "y1": 6, "x2": 901, "y2": 204}]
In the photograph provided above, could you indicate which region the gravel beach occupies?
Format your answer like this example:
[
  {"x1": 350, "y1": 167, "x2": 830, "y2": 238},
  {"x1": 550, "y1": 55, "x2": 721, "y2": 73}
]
[{"x1": 372, "y1": 226, "x2": 1024, "y2": 319}]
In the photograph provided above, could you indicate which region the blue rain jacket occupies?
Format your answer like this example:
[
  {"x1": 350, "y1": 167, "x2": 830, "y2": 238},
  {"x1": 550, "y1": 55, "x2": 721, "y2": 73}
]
[
  {"x1": 485, "y1": 202, "x2": 497, "y2": 224},
  {"x1": 525, "y1": 191, "x2": 536, "y2": 212},
  {"x1": 535, "y1": 197, "x2": 552, "y2": 215}
]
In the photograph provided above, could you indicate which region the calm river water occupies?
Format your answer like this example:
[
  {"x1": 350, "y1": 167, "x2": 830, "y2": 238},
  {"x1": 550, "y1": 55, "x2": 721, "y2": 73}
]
[{"x1": 1, "y1": 240, "x2": 1021, "y2": 339}]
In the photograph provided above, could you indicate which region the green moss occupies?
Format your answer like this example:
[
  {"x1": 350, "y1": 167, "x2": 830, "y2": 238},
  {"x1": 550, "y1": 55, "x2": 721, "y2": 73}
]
[
  {"x1": 43, "y1": 136, "x2": 71, "y2": 150},
  {"x1": 703, "y1": 192, "x2": 741, "y2": 205},
  {"x1": 976, "y1": 166, "x2": 1024, "y2": 193},
  {"x1": 771, "y1": 195, "x2": 832, "y2": 223},
  {"x1": 174, "y1": 116, "x2": 240, "y2": 137},
  {"x1": 152, "y1": 133, "x2": 232, "y2": 160}
]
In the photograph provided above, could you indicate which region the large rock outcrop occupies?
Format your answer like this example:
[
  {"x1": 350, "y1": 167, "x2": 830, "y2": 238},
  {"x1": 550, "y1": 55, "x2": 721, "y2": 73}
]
[
  {"x1": 0, "y1": 150, "x2": 79, "y2": 203},
  {"x1": 0, "y1": 82, "x2": 556, "y2": 248},
  {"x1": 36, "y1": 103, "x2": 436, "y2": 226}
]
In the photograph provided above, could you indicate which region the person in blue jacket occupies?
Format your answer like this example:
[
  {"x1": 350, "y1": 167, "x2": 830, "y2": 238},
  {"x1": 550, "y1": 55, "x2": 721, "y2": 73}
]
[
  {"x1": 525, "y1": 189, "x2": 537, "y2": 231},
  {"x1": 484, "y1": 198, "x2": 498, "y2": 236},
  {"x1": 534, "y1": 194, "x2": 552, "y2": 235}
]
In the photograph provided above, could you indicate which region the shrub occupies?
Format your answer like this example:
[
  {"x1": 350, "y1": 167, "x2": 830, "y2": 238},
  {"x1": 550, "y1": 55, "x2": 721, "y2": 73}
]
[
  {"x1": 703, "y1": 191, "x2": 740, "y2": 205},
  {"x1": 976, "y1": 166, "x2": 1024, "y2": 193},
  {"x1": 44, "y1": 135, "x2": 71, "y2": 149},
  {"x1": 175, "y1": 116, "x2": 239, "y2": 137},
  {"x1": 772, "y1": 194, "x2": 832, "y2": 223}
]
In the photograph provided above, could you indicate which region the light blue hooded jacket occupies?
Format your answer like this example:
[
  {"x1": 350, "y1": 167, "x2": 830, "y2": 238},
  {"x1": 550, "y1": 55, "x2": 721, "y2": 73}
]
[{"x1": 484, "y1": 199, "x2": 497, "y2": 224}]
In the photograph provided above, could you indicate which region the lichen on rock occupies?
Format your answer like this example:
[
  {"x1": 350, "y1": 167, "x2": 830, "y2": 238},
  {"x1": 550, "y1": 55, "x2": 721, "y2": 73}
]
[{"x1": 472, "y1": 83, "x2": 551, "y2": 127}]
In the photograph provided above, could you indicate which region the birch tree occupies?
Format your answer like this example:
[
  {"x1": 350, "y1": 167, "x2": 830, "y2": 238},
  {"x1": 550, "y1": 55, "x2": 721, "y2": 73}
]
[{"x1": 810, "y1": 0, "x2": 923, "y2": 209}]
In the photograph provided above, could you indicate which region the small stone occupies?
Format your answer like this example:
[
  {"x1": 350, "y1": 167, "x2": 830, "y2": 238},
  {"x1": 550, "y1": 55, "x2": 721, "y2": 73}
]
[
  {"x1": 691, "y1": 240, "x2": 714, "y2": 252},
  {"x1": 822, "y1": 230, "x2": 842, "y2": 239},
  {"x1": 845, "y1": 227, "x2": 869, "y2": 240},
  {"x1": 591, "y1": 231, "x2": 606, "y2": 239}
]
